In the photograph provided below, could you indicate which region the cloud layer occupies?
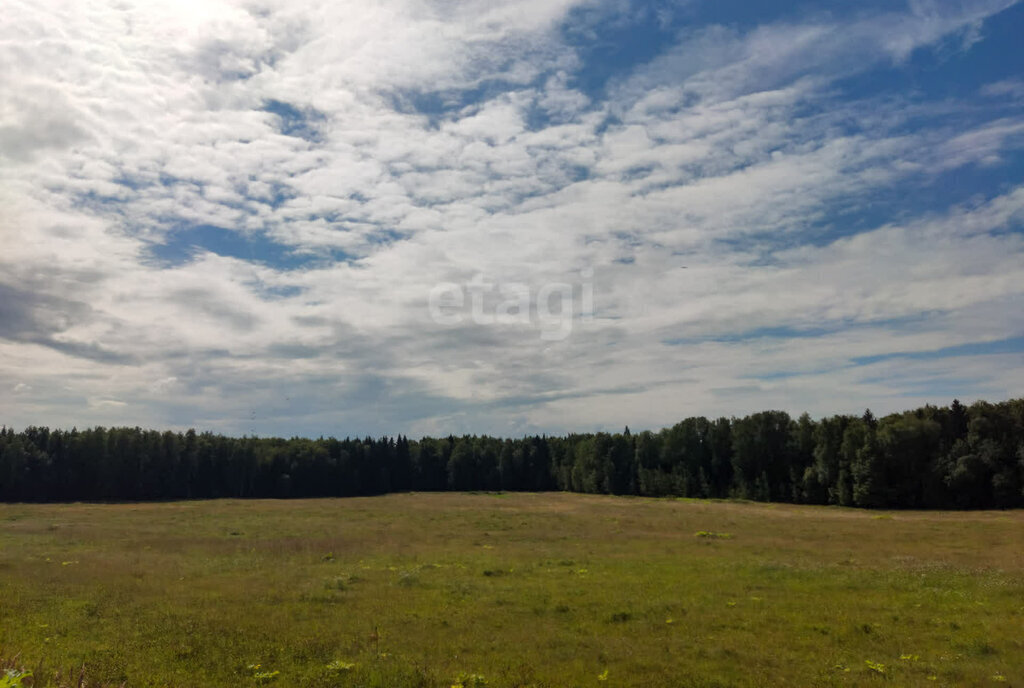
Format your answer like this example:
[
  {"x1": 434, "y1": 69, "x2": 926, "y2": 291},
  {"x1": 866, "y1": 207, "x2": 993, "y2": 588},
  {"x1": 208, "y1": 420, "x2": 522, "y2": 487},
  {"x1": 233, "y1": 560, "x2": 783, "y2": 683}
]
[{"x1": 2, "y1": 0, "x2": 1023, "y2": 437}]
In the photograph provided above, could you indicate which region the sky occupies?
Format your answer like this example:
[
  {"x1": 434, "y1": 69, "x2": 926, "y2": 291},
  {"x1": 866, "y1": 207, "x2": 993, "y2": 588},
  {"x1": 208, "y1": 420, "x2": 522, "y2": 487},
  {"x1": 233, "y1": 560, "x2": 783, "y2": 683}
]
[{"x1": 1, "y1": 0, "x2": 1023, "y2": 438}]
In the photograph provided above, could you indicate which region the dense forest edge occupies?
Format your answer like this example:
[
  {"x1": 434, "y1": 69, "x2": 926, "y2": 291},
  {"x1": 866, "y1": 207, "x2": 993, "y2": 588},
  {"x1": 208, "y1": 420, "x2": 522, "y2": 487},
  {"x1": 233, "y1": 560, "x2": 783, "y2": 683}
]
[{"x1": 2, "y1": 398, "x2": 1024, "y2": 508}]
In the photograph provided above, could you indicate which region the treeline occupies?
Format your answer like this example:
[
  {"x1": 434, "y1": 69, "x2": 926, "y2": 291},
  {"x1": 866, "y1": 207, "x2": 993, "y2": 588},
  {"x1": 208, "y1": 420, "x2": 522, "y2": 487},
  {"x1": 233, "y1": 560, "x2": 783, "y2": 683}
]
[{"x1": 2, "y1": 398, "x2": 1023, "y2": 508}]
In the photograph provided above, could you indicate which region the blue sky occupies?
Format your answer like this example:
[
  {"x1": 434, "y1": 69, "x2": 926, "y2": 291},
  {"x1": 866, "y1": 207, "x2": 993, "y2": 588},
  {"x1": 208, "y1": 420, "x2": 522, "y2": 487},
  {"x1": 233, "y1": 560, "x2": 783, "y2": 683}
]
[{"x1": 1, "y1": 0, "x2": 1023, "y2": 437}]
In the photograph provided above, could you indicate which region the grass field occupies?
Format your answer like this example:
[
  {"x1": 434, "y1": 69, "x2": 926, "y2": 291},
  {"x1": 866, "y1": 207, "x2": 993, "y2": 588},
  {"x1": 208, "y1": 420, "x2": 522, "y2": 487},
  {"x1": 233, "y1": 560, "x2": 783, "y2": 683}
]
[{"x1": 1, "y1": 493, "x2": 1022, "y2": 687}]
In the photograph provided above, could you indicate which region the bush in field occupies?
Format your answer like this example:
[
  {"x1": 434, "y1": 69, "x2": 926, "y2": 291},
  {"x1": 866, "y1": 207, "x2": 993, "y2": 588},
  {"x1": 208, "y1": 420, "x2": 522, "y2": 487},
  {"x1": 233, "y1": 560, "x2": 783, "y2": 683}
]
[
  {"x1": 1, "y1": 670, "x2": 32, "y2": 688},
  {"x1": 0, "y1": 656, "x2": 119, "y2": 688}
]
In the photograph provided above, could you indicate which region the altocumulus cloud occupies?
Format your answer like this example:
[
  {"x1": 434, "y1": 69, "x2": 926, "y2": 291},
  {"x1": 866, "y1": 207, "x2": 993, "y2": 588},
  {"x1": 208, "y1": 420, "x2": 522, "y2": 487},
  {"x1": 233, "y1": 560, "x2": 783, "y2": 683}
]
[{"x1": 1, "y1": 0, "x2": 1023, "y2": 437}]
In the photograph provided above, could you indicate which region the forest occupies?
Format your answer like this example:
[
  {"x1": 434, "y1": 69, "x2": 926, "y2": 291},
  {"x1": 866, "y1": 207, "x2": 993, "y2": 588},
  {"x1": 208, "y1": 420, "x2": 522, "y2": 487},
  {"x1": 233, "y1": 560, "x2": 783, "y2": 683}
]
[{"x1": 2, "y1": 397, "x2": 1022, "y2": 509}]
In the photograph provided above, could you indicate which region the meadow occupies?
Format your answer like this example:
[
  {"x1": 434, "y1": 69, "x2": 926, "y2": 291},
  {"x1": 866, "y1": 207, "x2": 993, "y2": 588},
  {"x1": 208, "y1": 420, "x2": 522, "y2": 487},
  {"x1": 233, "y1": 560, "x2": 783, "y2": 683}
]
[{"x1": 0, "y1": 493, "x2": 1021, "y2": 687}]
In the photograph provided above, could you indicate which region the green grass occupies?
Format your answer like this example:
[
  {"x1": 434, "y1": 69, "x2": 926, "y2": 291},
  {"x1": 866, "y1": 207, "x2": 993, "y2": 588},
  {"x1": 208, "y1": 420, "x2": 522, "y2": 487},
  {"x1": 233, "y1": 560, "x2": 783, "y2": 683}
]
[{"x1": 1, "y1": 493, "x2": 1022, "y2": 687}]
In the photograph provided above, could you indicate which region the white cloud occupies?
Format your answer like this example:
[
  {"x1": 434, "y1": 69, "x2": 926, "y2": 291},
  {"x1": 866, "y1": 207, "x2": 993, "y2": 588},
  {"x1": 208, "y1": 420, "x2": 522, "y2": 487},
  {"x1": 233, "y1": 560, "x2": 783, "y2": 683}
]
[
  {"x1": 981, "y1": 78, "x2": 1024, "y2": 100},
  {"x1": 0, "y1": 0, "x2": 1022, "y2": 436}
]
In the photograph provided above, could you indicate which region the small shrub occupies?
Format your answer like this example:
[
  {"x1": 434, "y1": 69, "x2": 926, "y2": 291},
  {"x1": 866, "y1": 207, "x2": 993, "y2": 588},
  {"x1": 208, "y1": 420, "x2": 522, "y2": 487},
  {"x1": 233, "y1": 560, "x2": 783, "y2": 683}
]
[
  {"x1": 397, "y1": 570, "x2": 420, "y2": 587},
  {"x1": 1, "y1": 670, "x2": 32, "y2": 688},
  {"x1": 325, "y1": 660, "x2": 356, "y2": 672},
  {"x1": 247, "y1": 663, "x2": 280, "y2": 684},
  {"x1": 694, "y1": 531, "x2": 733, "y2": 539},
  {"x1": 970, "y1": 640, "x2": 997, "y2": 656},
  {"x1": 864, "y1": 660, "x2": 885, "y2": 674}
]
